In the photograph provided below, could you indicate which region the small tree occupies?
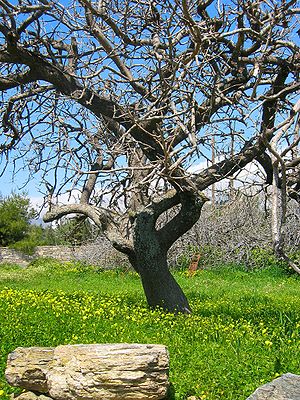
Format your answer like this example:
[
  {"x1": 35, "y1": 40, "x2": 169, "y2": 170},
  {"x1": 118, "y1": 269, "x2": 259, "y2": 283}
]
[{"x1": 0, "y1": 193, "x2": 36, "y2": 246}]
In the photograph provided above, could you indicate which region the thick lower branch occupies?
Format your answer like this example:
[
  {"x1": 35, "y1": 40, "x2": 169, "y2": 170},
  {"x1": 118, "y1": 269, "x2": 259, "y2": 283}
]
[
  {"x1": 158, "y1": 192, "x2": 208, "y2": 250},
  {"x1": 43, "y1": 203, "x2": 112, "y2": 230},
  {"x1": 150, "y1": 190, "x2": 180, "y2": 217},
  {"x1": 44, "y1": 204, "x2": 134, "y2": 255}
]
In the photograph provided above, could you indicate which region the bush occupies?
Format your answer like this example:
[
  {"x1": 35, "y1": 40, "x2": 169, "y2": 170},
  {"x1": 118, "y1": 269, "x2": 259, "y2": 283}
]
[
  {"x1": 9, "y1": 239, "x2": 36, "y2": 256},
  {"x1": 172, "y1": 245, "x2": 226, "y2": 270},
  {"x1": 172, "y1": 244, "x2": 291, "y2": 272},
  {"x1": 247, "y1": 248, "x2": 286, "y2": 270},
  {"x1": 0, "y1": 193, "x2": 36, "y2": 246},
  {"x1": 171, "y1": 195, "x2": 300, "y2": 272}
]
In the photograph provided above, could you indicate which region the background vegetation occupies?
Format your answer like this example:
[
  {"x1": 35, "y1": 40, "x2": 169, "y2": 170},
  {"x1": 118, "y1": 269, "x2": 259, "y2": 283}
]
[
  {"x1": 2, "y1": 192, "x2": 299, "y2": 272},
  {"x1": 0, "y1": 259, "x2": 299, "y2": 400},
  {"x1": 0, "y1": 193, "x2": 101, "y2": 255},
  {"x1": 0, "y1": 194, "x2": 36, "y2": 247}
]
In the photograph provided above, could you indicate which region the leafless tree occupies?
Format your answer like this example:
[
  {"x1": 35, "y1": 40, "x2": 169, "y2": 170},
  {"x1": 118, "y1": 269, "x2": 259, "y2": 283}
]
[
  {"x1": 266, "y1": 99, "x2": 300, "y2": 273},
  {"x1": 1, "y1": 0, "x2": 299, "y2": 312},
  {"x1": 171, "y1": 191, "x2": 300, "y2": 269}
]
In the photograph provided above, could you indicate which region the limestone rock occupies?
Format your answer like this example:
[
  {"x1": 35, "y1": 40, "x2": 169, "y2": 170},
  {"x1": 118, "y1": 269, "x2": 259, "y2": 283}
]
[
  {"x1": 6, "y1": 347, "x2": 54, "y2": 393},
  {"x1": 246, "y1": 373, "x2": 300, "y2": 400},
  {"x1": 6, "y1": 343, "x2": 169, "y2": 400},
  {"x1": 11, "y1": 393, "x2": 38, "y2": 400}
]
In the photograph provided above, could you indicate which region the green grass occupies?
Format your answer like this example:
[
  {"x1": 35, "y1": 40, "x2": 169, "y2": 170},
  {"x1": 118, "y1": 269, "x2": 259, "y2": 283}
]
[{"x1": 0, "y1": 260, "x2": 299, "y2": 399}]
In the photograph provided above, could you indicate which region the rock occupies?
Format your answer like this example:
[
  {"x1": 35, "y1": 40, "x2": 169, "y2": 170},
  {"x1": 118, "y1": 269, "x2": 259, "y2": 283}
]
[
  {"x1": 11, "y1": 393, "x2": 38, "y2": 400},
  {"x1": 6, "y1": 347, "x2": 54, "y2": 393},
  {"x1": 6, "y1": 344, "x2": 169, "y2": 400},
  {"x1": 246, "y1": 373, "x2": 300, "y2": 399}
]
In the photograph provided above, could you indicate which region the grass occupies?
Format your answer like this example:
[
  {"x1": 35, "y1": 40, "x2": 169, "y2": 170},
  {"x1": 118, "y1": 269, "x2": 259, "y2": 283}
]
[{"x1": 0, "y1": 260, "x2": 299, "y2": 399}]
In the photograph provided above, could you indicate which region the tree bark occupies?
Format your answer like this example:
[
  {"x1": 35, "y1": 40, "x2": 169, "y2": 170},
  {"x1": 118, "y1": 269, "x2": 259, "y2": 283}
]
[
  {"x1": 130, "y1": 248, "x2": 191, "y2": 314},
  {"x1": 128, "y1": 193, "x2": 206, "y2": 314}
]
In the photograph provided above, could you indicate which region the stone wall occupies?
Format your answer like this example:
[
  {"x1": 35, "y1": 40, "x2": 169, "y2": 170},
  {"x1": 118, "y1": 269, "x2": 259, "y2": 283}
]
[
  {"x1": 35, "y1": 246, "x2": 74, "y2": 261},
  {"x1": 0, "y1": 247, "x2": 31, "y2": 267},
  {"x1": 0, "y1": 237, "x2": 128, "y2": 268}
]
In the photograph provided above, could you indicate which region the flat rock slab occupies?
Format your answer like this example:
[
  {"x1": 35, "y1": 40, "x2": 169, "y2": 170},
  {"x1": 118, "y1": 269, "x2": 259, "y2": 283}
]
[
  {"x1": 6, "y1": 343, "x2": 169, "y2": 400},
  {"x1": 247, "y1": 373, "x2": 300, "y2": 400}
]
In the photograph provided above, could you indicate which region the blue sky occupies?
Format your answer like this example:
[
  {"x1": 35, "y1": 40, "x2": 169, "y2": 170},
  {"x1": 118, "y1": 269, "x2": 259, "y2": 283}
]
[{"x1": 0, "y1": 162, "x2": 42, "y2": 198}]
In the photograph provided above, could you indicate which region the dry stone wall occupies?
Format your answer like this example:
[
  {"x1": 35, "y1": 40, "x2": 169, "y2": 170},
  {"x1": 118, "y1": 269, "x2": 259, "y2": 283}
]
[
  {"x1": 0, "y1": 247, "x2": 31, "y2": 267},
  {"x1": 0, "y1": 237, "x2": 128, "y2": 268}
]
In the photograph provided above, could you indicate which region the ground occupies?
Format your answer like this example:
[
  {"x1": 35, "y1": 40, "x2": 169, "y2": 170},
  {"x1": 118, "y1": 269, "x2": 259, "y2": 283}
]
[{"x1": 0, "y1": 261, "x2": 299, "y2": 399}]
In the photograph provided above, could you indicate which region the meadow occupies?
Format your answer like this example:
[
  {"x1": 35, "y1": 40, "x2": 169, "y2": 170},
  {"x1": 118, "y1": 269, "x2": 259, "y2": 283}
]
[{"x1": 0, "y1": 259, "x2": 299, "y2": 399}]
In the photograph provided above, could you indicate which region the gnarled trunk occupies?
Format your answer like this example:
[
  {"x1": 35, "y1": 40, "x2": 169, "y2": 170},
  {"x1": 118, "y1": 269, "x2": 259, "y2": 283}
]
[
  {"x1": 44, "y1": 191, "x2": 206, "y2": 313},
  {"x1": 140, "y1": 263, "x2": 191, "y2": 313},
  {"x1": 129, "y1": 247, "x2": 191, "y2": 314},
  {"x1": 126, "y1": 193, "x2": 206, "y2": 313}
]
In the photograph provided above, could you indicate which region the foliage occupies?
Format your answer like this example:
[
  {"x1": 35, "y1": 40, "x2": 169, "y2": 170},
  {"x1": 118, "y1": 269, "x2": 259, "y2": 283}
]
[
  {"x1": 51, "y1": 218, "x2": 101, "y2": 246},
  {"x1": 171, "y1": 244, "x2": 288, "y2": 272},
  {"x1": 0, "y1": 194, "x2": 80, "y2": 254},
  {"x1": 26, "y1": 225, "x2": 53, "y2": 246},
  {"x1": 247, "y1": 248, "x2": 286, "y2": 270},
  {"x1": 0, "y1": 260, "x2": 299, "y2": 400},
  {"x1": 6, "y1": 217, "x2": 101, "y2": 254},
  {"x1": 0, "y1": 193, "x2": 36, "y2": 246},
  {"x1": 173, "y1": 244, "x2": 227, "y2": 271},
  {"x1": 9, "y1": 239, "x2": 36, "y2": 256}
]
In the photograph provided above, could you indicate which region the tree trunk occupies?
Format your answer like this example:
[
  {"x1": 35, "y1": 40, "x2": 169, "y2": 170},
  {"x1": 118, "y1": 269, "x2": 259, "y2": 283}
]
[
  {"x1": 130, "y1": 249, "x2": 191, "y2": 314},
  {"x1": 129, "y1": 207, "x2": 192, "y2": 314}
]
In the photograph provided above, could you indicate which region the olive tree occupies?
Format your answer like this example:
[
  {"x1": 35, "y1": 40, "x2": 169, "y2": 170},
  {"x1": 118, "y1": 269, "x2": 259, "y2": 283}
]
[{"x1": 1, "y1": 0, "x2": 299, "y2": 312}]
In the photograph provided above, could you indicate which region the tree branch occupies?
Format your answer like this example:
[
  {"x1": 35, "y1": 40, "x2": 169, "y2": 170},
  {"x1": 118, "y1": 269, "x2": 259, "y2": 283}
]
[
  {"x1": 43, "y1": 203, "x2": 111, "y2": 229},
  {"x1": 82, "y1": 3, "x2": 151, "y2": 100},
  {"x1": 158, "y1": 192, "x2": 208, "y2": 251},
  {"x1": 0, "y1": 68, "x2": 39, "y2": 90}
]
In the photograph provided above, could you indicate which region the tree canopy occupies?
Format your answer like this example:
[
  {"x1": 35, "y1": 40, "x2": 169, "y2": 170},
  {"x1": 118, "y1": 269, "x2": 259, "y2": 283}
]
[
  {"x1": 0, "y1": 0, "x2": 299, "y2": 311},
  {"x1": 0, "y1": 193, "x2": 35, "y2": 246}
]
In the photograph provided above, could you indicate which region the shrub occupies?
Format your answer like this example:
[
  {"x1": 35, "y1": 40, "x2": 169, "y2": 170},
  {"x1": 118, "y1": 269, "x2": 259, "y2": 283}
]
[
  {"x1": 9, "y1": 239, "x2": 36, "y2": 256},
  {"x1": 0, "y1": 193, "x2": 36, "y2": 246},
  {"x1": 248, "y1": 248, "x2": 286, "y2": 270}
]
